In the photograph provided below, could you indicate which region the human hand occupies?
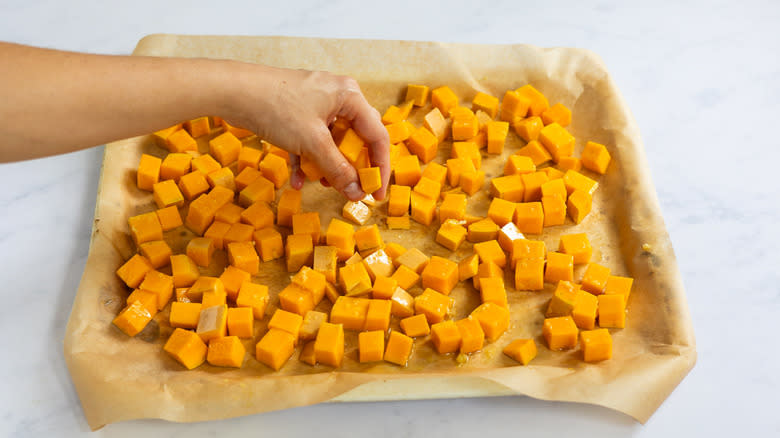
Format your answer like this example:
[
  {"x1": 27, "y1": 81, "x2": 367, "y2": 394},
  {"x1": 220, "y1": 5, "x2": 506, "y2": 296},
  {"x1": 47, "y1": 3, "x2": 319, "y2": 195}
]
[{"x1": 223, "y1": 66, "x2": 390, "y2": 201}]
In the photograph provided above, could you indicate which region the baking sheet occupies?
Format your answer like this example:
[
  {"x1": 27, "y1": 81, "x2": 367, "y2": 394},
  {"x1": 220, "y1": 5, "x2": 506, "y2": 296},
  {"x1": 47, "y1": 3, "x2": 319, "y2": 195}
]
[{"x1": 64, "y1": 35, "x2": 696, "y2": 430}]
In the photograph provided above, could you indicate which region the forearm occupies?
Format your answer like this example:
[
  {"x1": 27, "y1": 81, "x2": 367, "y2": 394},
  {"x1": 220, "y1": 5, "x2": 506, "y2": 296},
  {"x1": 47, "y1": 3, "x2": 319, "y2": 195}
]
[{"x1": 0, "y1": 42, "x2": 265, "y2": 162}]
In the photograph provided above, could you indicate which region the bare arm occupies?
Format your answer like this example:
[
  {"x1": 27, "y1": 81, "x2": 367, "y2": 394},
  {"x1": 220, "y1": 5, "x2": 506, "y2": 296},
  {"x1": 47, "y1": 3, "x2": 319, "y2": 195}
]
[{"x1": 0, "y1": 42, "x2": 390, "y2": 200}]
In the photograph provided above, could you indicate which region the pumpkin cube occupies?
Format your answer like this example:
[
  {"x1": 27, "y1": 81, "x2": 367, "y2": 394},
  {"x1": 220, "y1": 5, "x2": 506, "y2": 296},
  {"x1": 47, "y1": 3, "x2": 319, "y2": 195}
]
[
  {"x1": 191, "y1": 154, "x2": 221, "y2": 175},
  {"x1": 268, "y1": 308, "x2": 304, "y2": 342},
  {"x1": 458, "y1": 254, "x2": 480, "y2": 281},
  {"x1": 391, "y1": 264, "x2": 420, "y2": 291},
  {"x1": 431, "y1": 86, "x2": 459, "y2": 117},
  {"x1": 436, "y1": 220, "x2": 467, "y2": 251},
  {"x1": 513, "y1": 116, "x2": 544, "y2": 142},
  {"x1": 297, "y1": 310, "x2": 327, "y2": 341},
  {"x1": 439, "y1": 193, "x2": 467, "y2": 223},
  {"x1": 472, "y1": 92, "x2": 499, "y2": 118},
  {"x1": 240, "y1": 200, "x2": 274, "y2": 230},
  {"x1": 116, "y1": 254, "x2": 154, "y2": 289},
  {"x1": 567, "y1": 190, "x2": 593, "y2": 224},
  {"x1": 330, "y1": 296, "x2": 370, "y2": 330},
  {"x1": 563, "y1": 170, "x2": 598, "y2": 196},
  {"x1": 313, "y1": 245, "x2": 338, "y2": 283},
  {"x1": 256, "y1": 328, "x2": 296, "y2": 371},
  {"x1": 510, "y1": 238, "x2": 546, "y2": 268},
  {"x1": 581, "y1": 263, "x2": 611, "y2": 295},
  {"x1": 430, "y1": 320, "x2": 461, "y2": 354},
  {"x1": 598, "y1": 294, "x2": 626, "y2": 328},
  {"x1": 504, "y1": 155, "x2": 536, "y2": 176},
  {"x1": 413, "y1": 176, "x2": 441, "y2": 201},
  {"x1": 542, "y1": 195, "x2": 567, "y2": 227},
  {"x1": 170, "y1": 254, "x2": 199, "y2": 288},
  {"x1": 542, "y1": 166, "x2": 565, "y2": 180},
  {"x1": 223, "y1": 222, "x2": 254, "y2": 245},
  {"x1": 358, "y1": 330, "x2": 385, "y2": 363},
  {"x1": 206, "y1": 167, "x2": 236, "y2": 192},
  {"x1": 520, "y1": 172, "x2": 549, "y2": 203},
  {"x1": 467, "y1": 218, "x2": 499, "y2": 243},
  {"x1": 514, "y1": 258, "x2": 545, "y2": 291},
  {"x1": 187, "y1": 276, "x2": 223, "y2": 302},
  {"x1": 274, "y1": 189, "x2": 301, "y2": 229},
  {"x1": 451, "y1": 107, "x2": 479, "y2": 141},
  {"x1": 486, "y1": 120, "x2": 509, "y2": 154},
  {"x1": 539, "y1": 123, "x2": 574, "y2": 163},
  {"x1": 238, "y1": 175, "x2": 275, "y2": 207},
  {"x1": 487, "y1": 197, "x2": 517, "y2": 227},
  {"x1": 338, "y1": 128, "x2": 365, "y2": 162},
  {"x1": 581, "y1": 141, "x2": 611, "y2": 174},
  {"x1": 112, "y1": 300, "x2": 152, "y2": 337},
  {"x1": 604, "y1": 275, "x2": 634, "y2": 304},
  {"x1": 387, "y1": 184, "x2": 411, "y2": 217},
  {"x1": 407, "y1": 126, "x2": 439, "y2": 163},
  {"x1": 258, "y1": 153, "x2": 289, "y2": 189},
  {"x1": 227, "y1": 241, "x2": 260, "y2": 275},
  {"x1": 499, "y1": 90, "x2": 530, "y2": 122},
  {"x1": 394, "y1": 155, "x2": 422, "y2": 186},
  {"x1": 362, "y1": 249, "x2": 395, "y2": 280},
  {"x1": 470, "y1": 302, "x2": 510, "y2": 342},
  {"x1": 503, "y1": 339, "x2": 537, "y2": 365},
  {"x1": 389, "y1": 287, "x2": 415, "y2": 318},
  {"x1": 235, "y1": 282, "x2": 269, "y2": 319},
  {"x1": 581, "y1": 328, "x2": 613, "y2": 362},
  {"x1": 383, "y1": 331, "x2": 413, "y2": 366},
  {"x1": 253, "y1": 228, "x2": 283, "y2": 262},
  {"x1": 545, "y1": 281, "x2": 579, "y2": 317},
  {"x1": 406, "y1": 84, "x2": 429, "y2": 106},
  {"x1": 237, "y1": 146, "x2": 263, "y2": 173},
  {"x1": 156, "y1": 205, "x2": 183, "y2": 231},
  {"x1": 292, "y1": 211, "x2": 321, "y2": 245},
  {"x1": 152, "y1": 124, "x2": 182, "y2": 148},
  {"x1": 515, "y1": 84, "x2": 550, "y2": 116},
  {"x1": 410, "y1": 192, "x2": 436, "y2": 226},
  {"x1": 514, "y1": 202, "x2": 544, "y2": 235},
  {"x1": 186, "y1": 237, "x2": 214, "y2": 268},
  {"x1": 291, "y1": 266, "x2": 327, "y2": 304},
  {"x1": 414, "y1": 288, "x2": 454, "y2": 324},
  {"x1": 286, "y1": 234, "x2": 313, "y2": 272},
  {"x1": 137, "y1": 154, "x2": 161, "y2": 191},
  {"x1": 139, "y1": 270, "x2": 174, "y2": 310},
  {"x1": 364, "y1": 299, "x2": 392, "y2": 331},
  {"x1": 371, "y1": 275, "x2": 397, "y2": 300},
  {"x1": 557, "y1": 234, "x2": 591, "y2": 266},
  {"x1": 423, "y1": 107, "x2": 449, "y2": 142},
  {"x1": 445, "y1": 157, "x2": 475, "y2": 187},
  {"x1": 542, "y1": 316, "x2": 578, "y2": 350},
  {"x1": 128, "y1": 212, "x2": 163, "y2": 245},
  {"x1": 572, "y1": 289, "x2": 599, "y2": 330},
  {"x1": 196, "y1": 304, "x2": 228, "y2": 343},
  {"x1": 209, "y1": 131, "x2": 242, "y2": 166},
  {"x1": 473, "y1": 261, "x2": 503, "y2": 291},
  {"x1": 299, "y1": 341, "x2": 317, "y2": 365},
  {"x1": 557, "y1": 156, "x2": 582, "y2": 172},
  {"x1": 326, "y1": 218, "x2": 355, "y2": 261},
  {"x1": 480, "y1": 277, "x2": 508, "y2": 308},
  {"x1": 395, "y1": 248, "x2": 429, "y2": 274},
  {"x1": 178, "y1": 171, "x2": 210, "y2": 200},
  {"x1": 204, "y1": 221, "x2": 231, "y2": 250},
  {"x1": 541, "y1": 103, "x2": 572, "y2": 127},
  {"x1": 545, "y1": 252, "x2": 574, "y2": 283},
  {"x1": 138, "y1": 240, "x2": 172, "y2": 269},
  {"x1": 473, "y1": 240, "x2": 506, "y2": 269},
  {"x1": 166, "y1": 129, "x2": 197, "y2": 153},
  {"x1": 164, "y1": 328, "x2": 208, "y2": 369},
  {"x1": 184, "y1": 116, "x2": 210, "y2": 138},
  {"x1": 456, "y1": 316, "x2": 485, "y2": 354},
  {"x1": 278, "y1": 283, "x2": 315, "y2": 316},
  {"x1": 235, "y1": 167, "x2": 262, "y2": 191},
  {"x1": 421, "y1": 256, "x2": 459, "y2": 295},
  {"x1": 314, "y1": 321, "x2": 345, "y2": 367},
  {"x1": 354, "y1": 224, "x2": 383, "y2": 252},
  {"x1": 207, "y1": 335, "x2": 245, "y2": 368},
  {"x1": 400, "y1": 314, "x2": 430, "y2": 338},
  {"x1": 169, "y1": 302, "x2": 202, "y2": 329},
  {"x1": 497, "y1": 223, "x2": 525, "y2": 253}
]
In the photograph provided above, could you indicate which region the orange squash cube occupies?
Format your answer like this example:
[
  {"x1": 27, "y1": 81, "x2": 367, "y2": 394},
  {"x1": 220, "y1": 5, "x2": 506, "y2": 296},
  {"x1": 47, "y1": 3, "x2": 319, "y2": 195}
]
[
  {"x1": 541, "y1": 103, "x2": 572, "y2": 127},
  {"x1": 385, "y1": 121, "x2": 411, "y2": 144},
  {"x1": 330, "y1": 296, "x2": 370, "y2": 330},
  {"x1": 326, "y1": 218, "x2": 356, "y2": 261},
  {"x1": 177, "y1": 171, "x2": 210, "y2": 201},
  {"x1": 339, "y1": 262, "x2": 373, "y2": 297},
  {"x1": 168, "y1": 254, "x2": 198, "y2": 288},
  {"x1": 567, "y1": 190, "x2": 593, "y2": 224},
  {"x1": 514, "y1": 202, "x2": 544, "y2": 235},
  {"x1": 541, "y1": 178, "x2": 567, "y2": 201},
  {"x1": 421, "y1": 256, "x2": 459, "y2": 295},
  {"x1": 410, "y1": 192, "x2": 436, "y2": 226},
  {"x1": 225, "y1": 307, "x2": 254, "y2": 339},
  {"x1": 209, "y1": 131, "x2": 242, "y2": 166},
  {"x1": 273, "y1": 189, "x2": 302, "y2": 228},
  {"x1": 206, "y1": 167, "x2": 236, "y2": 192},
  {"x1": 128, "y1": 212, "x2": 163, "y2": 245},
  {"x1": 539, "y1": 123, "x2": 574, "y2": 163},
  {"x1": 451, "y1": 107, "x2": 479, "y2": 141},
  {"x1": 604, "y1": 275, "x2": 634, "y2": 304},
  {"x1": 184, "y1": 116, "x2": 210, "y2": 138},
  {"x1": 285, "y1": 234, "x2": 313, "y2": 272},
  {"x1": 473, "y1": 261, "x2": 503, "y2": 291},
  {"x1": 515, "y1": 139, "x2": 551, "y2": 166},
  {"x1": 391, "y1": 265, "x2": 420, "y2": 291},
  {"x1": 460, "y1": 169, "x2": 485, "y2": 195},
  {"x1": 510, "y1": 238, "x2": 546, "y2": 268},
  {"x1": 406, "y1": 84, "x2": 430, "y2": 106},
  {"x1": 187, "y1": 276, "x2": 224, "y2": 303},
  {"x1": 384, "y1": 330, "x2": 414, "y2": 366},
  {"x1": 503, "y1": 339, "x2": 537, "y2": 365},
  {"x1": 563, "y1": 170, "x2": 599, "y2": 196},
  {"x1": 314, "y1": 321, "x2": 345, "y2": 367},
  {"x1": 191, "y1": 154, "x2": 221, "y2": 175},
  {"x1": 313, "y1": 245, "x2": 338, "y2": 284},
  {"x1": 364, "y1": 299, "x2": 392, "y2": 331},
  {"x1": 423, "y1": 107, "x2": 449, "y2": 143},
  {"x1": 258, "y1": 153, "x2": 289, "y2": 189},
  {"x1": 470, "y1": 302, "x2": 510, "y2": 342},
  {"x1": 542, "y1": 194, "x2": 567, "y2": 227},
  {"x1": 458, "y1": 254, "x2": 480, "y2": 281},
  {"x1": 354, "y1": 224, "x2": 383, "y2": 253},
  {"x1": 237, "y1": 146, "x2": 263, "y2": 173},
  {"x1": 572, "y1": 289, "x2": 599, "y2": 330},
  {"x1": 514, "y1": 258, "x2": 545, "y2": 291},
  {"x1": 185, "y1": 237, "x2": 213, "y2": 268},
  {"x1": 497, "y1": 222, "x2": 525, "y2": 253},
  {"x1": 513, "y1": 116, "x2": 544, "y2": 142},
  {"x1": 389, "y1": 286, "x2": 415, "y2": 318},
  {"x1": 545, "y1": 280, "x2": 579, "y2": 317},
  {"x1": 116, "y1": 254, "x2": 154, "y2": 289},
  {"x1": 164, "y1": 328, "x2": 208, "y2": 369},
  {"x1": 445, "y1": 157, "x2": 475, "y2": 187},
  {"x1": 299, "y1": 341, "x2": 317, "y2": 366},
  {"x1": 472, "y1": 92, "x2": 499, "y2": 118},
  {"x1": 439, "y1": 193, "x2": 467, "y2": 223},
  {"x1": 558, "y1": 233, "x2": 592, "y2": 265},
  {"x1": 400, "y1": 313, "x2": 430, "y2": 338},
  {"x1": 217, "y1": 266, "x2": 250, "y2": 301},
  {"x1": 299, "y1": 310, "x2": 328, "y2": 341},
  {"x1": 499, "y1": 90, "x2": 530, "y2": 122},
  {"x1": 223, "y1": 222, "x2": 254, "y2": 245},
  {"x1": 196, "y1": 304, "x2": 228, "y2": 343},
  {"x1": 520, "y1": 171, "x2": 549, "y2": 202},
  {"x1": 256, "y1": 328, "x2": 296, "y2": 370},
  {"x1": 240, "y1": 201, "x2": 274, "y2": 230},
  {"x1": 504, "y1": 155, "x2": 536, "y2": 176},
  {"x1": 413, "y1": 176, "x2": 441, "y2": 201},
  {"x1": 278, "y1": 283, "x2": 315, "y2": 316},
  {"x1": 235, "y1": 167, "x2": 262, "y2": 191},
  {"x1": 156, "y1": 205, "x2": 183, "y2": 231},
  {"x1": 160, "y1": 152, "x2": 192, "y2": 182},
  {"x1": 138, "y1": 240, "x2": 172, "y2": 269},
  {"x1": 545, "y1": 252, "x2": 574, "y2": 283},
  {"x1": 112, "y1": 300, "x2": 152, "y2": 337},
  {"x1": 203, "y1": 221, "x2": 230, "y2": 250},
  {"x1": 226, "y1": 241, "x2": 259, "y2": 275},
  {"x1": 126, "y1": 289, "x2": 158, "y2": 314},
  {"x1": 235, "y1": 282, "x2": 269, "y2": 319},
  {"x1": 372, "y1": 275, "x2": 397, "y2": 300},
  {"x1": 338, "y1": 128, "x2": 365, "y2": 162},
  {"x1": 473, "y1": 240, "x2": 506, "y2": 268},
  {"x1": 356, "y1": 167, "x2": 381, "y2": 195},
  {"x1": 292, "y1": 211, "x2": 321, "y2": 245},
  {"x1": 414, "y1": 288, "x2": 454, "y2": 324},
  {"x1": 490, "y1": 175, "x2": 525, "y2": 202},
  {"x1": 480, "y1": 276, "x2": 508, "y2": 307},
  {"x1": 431, "y1": 86, "x2": 459, "y2": 117},
  {"x1": 238, "y1": 175, "x2": 275, "y2": 207},
  {"x1": 515, "y1": 84, "x2": 549, "y2": 116},
  {"x1": 542, "y1": 316, "x2": 578, "y2": 350},
  {"x1": 430, "y1": 320, "x2": 461, "y2": 354},
  {"x1": 291, "y1": 266, "x2": 327, "y2": 304},
  {"x1": 139, "y1": 270, "x2": 174, "y2": 310},
  {"x1": 486, "y1": 120, "x2": 509, "y2": 155},
  {"x1": 407, "y1": 126, "x2": 439, "y2": 163},
  {"x1": 598, "y1": 294, "x2": 626, "y2": 328},
  {"x1": 207, "y1": 335, "x2": 245, "y2": 368},
  {"x1": 137, "y1": 154, "x2": 161, "y2": 191},
  {"x1": 362, "y1": 248, "x2": 395, "y2": 280},
  {"x1": 557, "y1": 156, "x2": 582, "y2": 172},
  {"x1": 394, "y1": 155, "x2": 422, "y2": 186},
  {"x1": 268, "y1": 308, "x2": 304, "y2": 341},
  {"x1": 467, "y1": 218, "x2": 499, "y2": 243},
  {"x1": 488, "y1": 197, "x2": 517, "y2": 227},
  {"x1": 252, "y1": 228, "x2": 283, "y2": 262},
  {"x1": 541, "y1": 166, "x2": 565, "y2": 180},
  {"x1": 581, "y1": 263, "x2": 611, "y2": 295},
  {"x1": 456, "y1": 316, "x2": 485, "y2": 354},
  {"x1": 436, "y1": 220, "x2": 467, "y2": 251},
  {"x1": 581, "y1": 141, "x2": 611, "y2": 174},
  {"x1": 359, "y1": 330, "x2": 385, "y2": 363},
  {"x1": 387, "y1": 184, "x2": 411, "y2": 217},
  {"x1": 166, "y1": 129, "x2": 197, "y2": 153},
  {"x1": 581, "y1": 328, "x2": 613, "y2": 362},
  {"x1": 152, "y1": 124, "x2": 182, "y2": 148}
]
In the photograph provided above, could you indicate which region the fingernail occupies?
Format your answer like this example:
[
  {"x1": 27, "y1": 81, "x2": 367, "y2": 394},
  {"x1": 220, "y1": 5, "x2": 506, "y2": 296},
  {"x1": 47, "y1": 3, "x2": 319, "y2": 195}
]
[{"x1": 343, "y1": 182, "x2": 364, "y2": 201}]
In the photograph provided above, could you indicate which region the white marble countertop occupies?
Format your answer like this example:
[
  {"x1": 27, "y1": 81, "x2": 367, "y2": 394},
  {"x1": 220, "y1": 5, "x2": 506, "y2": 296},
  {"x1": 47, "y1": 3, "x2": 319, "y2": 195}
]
[{"x1": 1, "y1": 1, "x2": 778, "y2": 436}]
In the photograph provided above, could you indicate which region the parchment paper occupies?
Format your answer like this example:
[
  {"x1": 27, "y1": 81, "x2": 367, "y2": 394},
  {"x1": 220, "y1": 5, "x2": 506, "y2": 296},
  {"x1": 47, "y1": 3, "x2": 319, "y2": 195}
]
[{"x1": 64, "y1": 35, "x2": 696, "y2": 430}]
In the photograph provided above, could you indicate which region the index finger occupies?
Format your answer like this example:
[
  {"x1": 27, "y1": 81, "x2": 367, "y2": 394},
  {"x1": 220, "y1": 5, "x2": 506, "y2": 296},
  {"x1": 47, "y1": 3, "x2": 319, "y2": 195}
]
[{"x1": 337, "y1": 82, "x2": 391, "y2": 200}]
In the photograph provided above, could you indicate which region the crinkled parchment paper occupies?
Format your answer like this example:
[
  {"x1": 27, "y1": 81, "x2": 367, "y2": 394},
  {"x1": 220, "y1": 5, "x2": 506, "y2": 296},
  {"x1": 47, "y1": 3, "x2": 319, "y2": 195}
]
[{"x1": 64, "y1": 35, "x2": 696, "y2": 430}]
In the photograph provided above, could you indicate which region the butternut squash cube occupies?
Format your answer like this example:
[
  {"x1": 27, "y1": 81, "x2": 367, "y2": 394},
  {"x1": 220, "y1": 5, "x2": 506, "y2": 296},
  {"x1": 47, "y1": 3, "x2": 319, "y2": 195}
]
[
  {"x1": 439, "y1": 193, "x2": 467, "y2": 223},
  {"x1": 604, "y1": 275, "x2": 634, "y2": 304},
  {"x1": 421, "y1": 256, "x2": 459, "y2": 296},
  {"x1": 490, "y1": 175, "x2": 524, "y2": 202},
  {"x1": 539, "y1": 123, "x2": 574, "y2": 163},
  {"x1": 184, "y1": 116, "x2": 210, "y2": 138},
  {"x1": 187, "y1": 276, "x2": 224, "y2": 303},
  {"x1": 480, "y1": 277, "x2": 508, "y2": 307},
  {"x1": 557, "y1": 156, "x2": 582, "y2": 172},
  {"x1": 169, "y1": 254, "x2": 199, "y2": 288},
  {"x1": 431, "y1": 320, "x2": 462, "y2": 354},
  {"x1": 510, "y1": 238, "x2": 546, "y2": 267},
  {"x1": 581, "y1": 328, "x2": 612, "y2": 362},
  {"x1": 285, "y1": 234, "x2": 313, "y2": 272},
  {"x1": 166, "y1": 129, "x2": 197, "y2": 153},
  {"x1": 226, "y1": 241, "x2": 259, "y2": 275},
  {"x1": 217, "y1": 266, "x2": 250, "y2": 301},
  {"x1": 451, "y1": 108, "x2": 479, "y2": 141},
  {"x1": 362, "y1": 249, "x2": 395, "y2": 280},
  {"x1": 292, "y1": 211, "x2": 321, "y2": 245},
  {"x1": 326, "y1": 218, "x2": 355, "y2": 261},
  {"x1": 256, "y1": 328, "x2": 296, "y2": 371},
  {"x1": 152, "y1": 124, "x2": 182, "y2": 148},
  {"x1": 117, "y1": 254, "x2": 154, "y2": 289},
  {"x1": 241, "y1": 201, "x2": 274, "y2": 230},
  {"x1": 314, "y1": 322, "x2": 345, "y2": 367},
  {"x1": 364, "y1": 299, "x2": 392, "y2": 331},
  {"x1": 385, "y1": 121, "x2": 410, "y2": 144},
  {"x1": 572, "y1": 289, "x2": 599, "y2": 330},
  {"x1": 500, "y1": 90, "x2": 530, "y2": 122},
  {"x1": 137, "y1": 154, "x2": 162, "y2": 191},
  {"x1": 291, "y1": 266, "x2": 327, "y2": 304},
  {"x1": 431, "y1": 86, "x2": 459, "y2": 117},
  {"x1": 598, "y1": 294, "x2": 626, "y2": 328},
  {"x1": 391, "y1": 265, "x2": 420, "y2": 291},
  {"x1": 545, "y1": 252, "x2": 574, "y2": 284},
  {"x1": 486, "y1": 121, "x2": 509, "y2": 155},
  {"x1": 473, "y1": 240, "x2": 506, "y2": 268},
  {"x1": 258, "y1": 153, "x2": 289, "y2": 189},
  {"x1": 127, "y1": 287, "x2": 160, "y2": 312},
  {"x1": 196, "y1": 304, "x2": 228, "y2": 343},
  {"x1": 503, "y1": 339, "x2": 537, "y2": 365},
  {"x1": 389, "y1": 286, "x2": 415, "y2": 318},
  {"x1": 541, "y1": 103, "x2": 572, "y2": 127},
  {"x1": 423, "y1": 107, "x2": 449, "y2": 143},
  {"x1": 558, "y1": 233, "x2": 592, "y2": 265},
  {"x1": 386, "y1": 216, "x2": 410, "y2": 229},
  {"x1": 278, "y1": 283, "x2": 315, "y2": 316},
  {"x1": 541, "y1": 166, "x2": 565, "y2": 180},
  {"x1": 357, "y1": 330, "x2": 384, "y2": 363},
  {"x1": 581, "y1": 141, "x2": 611, "y2": 174},
  {"x1": 445, "y1": 157, "x2": 474, "y2": 187},
  {"x1": 385, "y1": 184, "x2": 411, "y2": 217},
  {"x1": 224, "y1": 307, "x2": 254, "y2": 339},
  {"x1": 456, "y1": 316, "x2": 485, "y2": 354},
  {"x1": 237, "y1": 146, "x2": 263, "y2": 173},
  {"x1": 338, "y1": 128, "x2": 365, "y2": 162},
  {"x1": 329, "y1": 296, "x2": 370, "y2": 330},
  {"x1": 400, "y1": 313, "x2": 430, "y2": 338},
  {"x1": 513, "y1": 116, "x2": 544, "y2": 142},
  {"x1": 581, "y1": 263, "x2": 611, "y2": 295},
  {"x1": 298, "y1": 310, "x2": 328, "y2": 341},
  {"x1": 268, "y1": 308, "x2": 304, "y2": 342},
  {"x1": 139, "y1": 270, "x2": 174, "y2": 310},
  {"x1": 236, "y1": 282, "x2": 269, "y2": 319},
  {"x1": 191, "y1": 154, "x2": 222, "y2": 175},
  {"x1": 504, "y1": 155, "x2": 535, "y2": 176},
  {"x1": 252, "y1": 228, "x2": 283, "y2": 262},
  {"x1": 209, "y1": 131, "x2": 242, "y2": 166},
  {"x1": 201, "y1": 287, "x2": 227, "y2": 308},
  {"x1": 541, "y1": 178, "x2": 567, "y2": 201},
  {"x1": 497, "y1": 222, "x2": 525, "y2": 253},
  {"x1": 542, "y1": 194, "x2": 567, "y2": 227},
  {"x1": 543, "y1": 316, "x2": 578, "y2": 350},
  {"x1": 410, "y1": 192, "x2": 436, "y2": 226},
  {"x1": 113, "y1": 300, "x2": 152, "y2": 337},
  {"x1": 545, "y1": 281, "x2": 579, "y2": 317},
  {"x1": 164, "y1": 328, "x2": 208, "y2": 370},
  {"x1": 178, "y1": 171, "x2": 210, "y2": 201},
  {"x1": 138, "y1": 240, "x2": 172, "y2": 270},
  {"x1": 313, "y1": 245, "x2": 338, "y2": 283},
  {"x1": 563, "y1": 170, "x2": 598, "y2": 197},
  {"x1": 414, "y1": 288, "x2": 454, "y2": 323},
  {"x1": 207, "y1": 335, "x2": 245, "y2": 368},
  {"x1": 514, "y1": 258, "x2": 545, "y2": 291},
  {"x1": 156, "y1": 205, "x2": 183, "y2": 231},
  {"x1": 272, "y1": 189, "x2": 301, "y2": 229},
  {"x1": 406, "y1": 84, "x2": 430, "y2": 106},
  {"x1": 436, "y1": 219, "x2": 467, "y2": 251},
  {"x1": 339, "y1": 262, "x2": 373, "y2": 297},
  {"x1": 395, "y1": 248, "x2": 429, "y2": 274},
  {"x1": 413, "y1": 177, "x2": 441, "y2": 201},
  {"x1": 128, "y1": 212, "x2": 163, "y2": 245},
  {"x1": 567, "y1": 189, "x2": 593, "y2": 224},
  {"x1": 394, "y1": 155, "x2": 422, "y2": 187},
  {"x1": 473, "y1": 261, "x2": 503, "y2": 291},
  {"x1": 384, "y1": 330, "x2": 413, "y2": 366},
  {"x1": 184, "y1": 195, "x2": 219, "y2": 236},
  {"x1": 206, "y1": 167, "x2": 236, "y2": 192},
  {"x1": 472, "y1": 92, "x2": 499, "y2": 118},
  {"x1": 407, "y1": 126, "x2": 439, "y2": 163},
  {"x1": 451, "y1": 141, "x2": 481, "y2": 169},
  {"x1": 299, "y1": 340, "x2": 317, "y2": 365},
  {"x1": 458, "y1": 254, "x2": 480, "y2": 281},
  {"x1": 515, "y1": 141, "x2": 551, "y2": 168},
  {"x1": 514, "y1": 202, "x2": 544, "y2": 235},
  {"x1": 238, "y1": 175, "x2": 275, "y2": 207},
  {"x1": 515, "y1": 84, "x2": 550, "y2": 116},
  {"x1": 459, "y1": 169, "x2": 485, "y2": 196},
  {"x1": 487, "y1": 197, "x2": 516, "y2": 227},
  {"x1": 467, "y1": 218, "x2": 499, "y2": 243},
  {"x1": 186, "y1": 237, "x2": 214, "y2": 268},
  {"x1": 235, "y1": 167, "x2": 262, "y2": 191},
  {"x1": 521, "y1": 172, "x2": 549, "y2": 203},
  {"x1": 372, "y1": 275, "x2": 397, "y2": 300},
  {"x1": 342, "y1": 200, "x2": 370, "y2": 226},
  {"x1": 204, "y1": 221, "x2": 231, "y2": 250},
  {"x1": 221, "y1": 222, "x2": 253, "y2": 247}
]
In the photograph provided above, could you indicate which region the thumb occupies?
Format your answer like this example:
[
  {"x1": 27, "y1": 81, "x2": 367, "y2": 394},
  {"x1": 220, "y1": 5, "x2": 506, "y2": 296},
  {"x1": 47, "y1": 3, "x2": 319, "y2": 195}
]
[{"x1": 305, "y1": 123, "x2": 364, "y2": 201}]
